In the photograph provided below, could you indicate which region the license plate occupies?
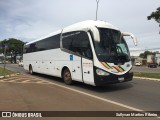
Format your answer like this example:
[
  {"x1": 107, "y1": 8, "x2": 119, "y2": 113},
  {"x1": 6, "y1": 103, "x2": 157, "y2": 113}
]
[{"x1": 118, "y1": 77, "x2": 124, "y2": 82}]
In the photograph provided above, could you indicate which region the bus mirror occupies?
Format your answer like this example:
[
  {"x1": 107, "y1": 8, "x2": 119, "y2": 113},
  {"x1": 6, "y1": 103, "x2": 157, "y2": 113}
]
[{"x1": 122, "y1": 32, "x2": 138, "y2": 46}]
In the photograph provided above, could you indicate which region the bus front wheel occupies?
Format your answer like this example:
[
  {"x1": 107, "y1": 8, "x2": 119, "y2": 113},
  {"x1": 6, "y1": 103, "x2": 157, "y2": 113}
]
[{"x1": 62, "y1": 68, "x2": 72, "y2": 85}]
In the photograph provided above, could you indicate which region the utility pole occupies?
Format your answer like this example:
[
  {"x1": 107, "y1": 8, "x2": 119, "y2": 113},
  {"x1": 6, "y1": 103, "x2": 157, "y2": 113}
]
[
  {"x1": 3, "y1": 45, "x2": 7, "y2": 71},
  {"x1": 21, "y1": 43, "x2": 24, "y2": 61},
  {"x1": 96, "y1": 0, "x2": 100, "y2": 20},
  {"x1": 159, "y1": 24, "x2": 160, "y2": 34}
]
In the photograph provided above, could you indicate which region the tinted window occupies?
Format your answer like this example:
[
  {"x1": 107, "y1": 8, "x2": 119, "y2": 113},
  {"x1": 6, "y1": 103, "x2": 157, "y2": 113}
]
[
  {"x1": 23, "y1": 45, "x2": 30, "y2": 53},
  {"x1": 62, "y1": 31, "x2": 92, "y2": 58},
  {"x1": 23, "y1": 34, "x2": 60, "y2": 53},
  {"x1": 30, "y1": 43, "x2": 37, "y2": 52},
  {"x1": 36, "y1": 34, "x2": 60, "y2": 51},
  {"x1": 62, "y1": 31, "x2": 75, "y2": 51}
]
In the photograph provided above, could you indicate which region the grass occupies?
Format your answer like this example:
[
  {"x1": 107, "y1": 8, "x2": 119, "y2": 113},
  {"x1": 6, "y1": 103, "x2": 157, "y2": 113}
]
[
  {"x1": 134, "y1": 72, "x2": 160, "y2": 79},
  {"x1": 0, "y1": 67, "x2": 15, "y2": 76}
]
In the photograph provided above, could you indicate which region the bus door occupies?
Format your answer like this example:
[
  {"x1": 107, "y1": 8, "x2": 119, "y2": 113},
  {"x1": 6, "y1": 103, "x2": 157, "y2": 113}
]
[
  {"x1": 72, "y1": 46, "x2": 94, "y2": 84},
  {"x1": 82, "y1": 57, "x2": 94, "y2": 85},
  {"x1": 80, "y1": 32, "x2": 94, "y2": 85}
]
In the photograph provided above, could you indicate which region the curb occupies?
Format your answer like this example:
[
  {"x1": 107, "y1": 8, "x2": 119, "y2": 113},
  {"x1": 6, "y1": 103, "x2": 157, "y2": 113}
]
[
  {"x1": 133, "y1": 76, "x2": 160, "y2": 82},
  {"x1": 0, "y1": 73, "x2": 20, "y2": 79}
]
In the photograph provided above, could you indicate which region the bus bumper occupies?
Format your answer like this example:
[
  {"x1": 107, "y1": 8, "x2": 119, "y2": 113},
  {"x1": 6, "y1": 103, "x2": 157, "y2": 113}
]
[{"x1": 94, "y1": 67, "x2": 133, "y2": 86}]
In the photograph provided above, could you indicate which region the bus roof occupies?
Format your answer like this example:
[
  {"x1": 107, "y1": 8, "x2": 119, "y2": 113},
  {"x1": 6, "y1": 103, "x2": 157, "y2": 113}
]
[
  {"x1": 26, "y1": 20, "x2": 119, "y2": 45},
  {"x1": 63, "y1": 20, "x2": 119, "y2": 32}
]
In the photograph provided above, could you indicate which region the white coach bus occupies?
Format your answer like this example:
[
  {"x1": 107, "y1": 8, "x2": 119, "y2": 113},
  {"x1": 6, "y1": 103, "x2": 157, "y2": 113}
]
[{"x1": 23, "y1": 20, "x2": 137, "y2": 86}]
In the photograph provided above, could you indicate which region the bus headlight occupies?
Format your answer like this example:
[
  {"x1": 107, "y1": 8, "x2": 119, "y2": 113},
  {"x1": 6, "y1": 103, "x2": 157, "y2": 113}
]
[{"x1": 96, "y1": 69, "x2": 110, "y2": 76}]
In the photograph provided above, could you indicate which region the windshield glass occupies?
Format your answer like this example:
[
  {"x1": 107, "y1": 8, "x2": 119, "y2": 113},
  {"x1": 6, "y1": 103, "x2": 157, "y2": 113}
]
[{"x1": 94, "y1": 28, "x2": 130, "y2": 64}]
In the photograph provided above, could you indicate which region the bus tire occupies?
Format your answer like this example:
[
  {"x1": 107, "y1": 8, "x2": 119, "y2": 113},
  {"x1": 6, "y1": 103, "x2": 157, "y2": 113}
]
[
  {"x1": 29, "y1": 65, "x2": 34, "y2": 75},
  {"x1": 62, "y1": 68, "x2": 72, "y2": 85}
]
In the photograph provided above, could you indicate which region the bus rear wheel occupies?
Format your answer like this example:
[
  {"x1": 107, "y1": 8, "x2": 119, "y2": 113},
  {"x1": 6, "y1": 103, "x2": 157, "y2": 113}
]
[
  {"x1": 29, "y1": 65, "x2": 34, "y2": 75},
  {"x1": 63, "y1": 68, "x2": 72, "y2": 85}
]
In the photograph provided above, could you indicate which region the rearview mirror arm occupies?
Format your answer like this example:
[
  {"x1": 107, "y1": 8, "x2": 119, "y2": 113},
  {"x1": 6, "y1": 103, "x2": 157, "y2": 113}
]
[{"x1": 122, "y1": 32, "x2": 138, "y2": 46}]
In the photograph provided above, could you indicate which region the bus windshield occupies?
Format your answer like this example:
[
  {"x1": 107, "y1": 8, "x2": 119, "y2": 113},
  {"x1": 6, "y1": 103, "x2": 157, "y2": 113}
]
[{"x1": 94, "y1": 28, "x2": 130, "y2": 64}]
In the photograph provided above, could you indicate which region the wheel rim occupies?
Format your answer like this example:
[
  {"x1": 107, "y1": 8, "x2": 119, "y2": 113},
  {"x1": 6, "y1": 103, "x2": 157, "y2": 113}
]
[{"x1": 64, "y1": 71, "x2": 71, "y2": 82}]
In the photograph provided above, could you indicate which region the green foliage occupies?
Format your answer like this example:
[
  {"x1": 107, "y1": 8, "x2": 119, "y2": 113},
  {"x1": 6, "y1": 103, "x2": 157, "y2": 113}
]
[
  {"x1": 0, "y1": 38, "x2": 24, "y2": 55},
  {"x1": 0, "y1": 38, "x2": 24, "y2": 63},
  {"x1": 148, "y1": 7, "x2": 160, "y2": 34},
  {"x1": 148, "y1": 7, "x2": 160, "y2": 23},
  {"x1": 139, "y1": 51, "x2": 151, "y2": 58},
  {"x1": 139, "y1": 51, "x2": 158, "y2": 59},
  {"x1": 139, "y1": 53, "x2": 144, "y2": 58}
]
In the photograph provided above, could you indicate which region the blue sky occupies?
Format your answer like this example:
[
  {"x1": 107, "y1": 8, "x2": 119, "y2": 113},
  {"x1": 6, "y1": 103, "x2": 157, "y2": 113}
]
[{"x1": 0, "y1": 0, "x2": 160, "y2": 51}]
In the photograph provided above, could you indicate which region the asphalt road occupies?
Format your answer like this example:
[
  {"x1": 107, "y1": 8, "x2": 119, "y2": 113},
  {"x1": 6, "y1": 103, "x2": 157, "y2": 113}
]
[{"x1": 1, "y1": 64, "x2": 160, "y2": 113}]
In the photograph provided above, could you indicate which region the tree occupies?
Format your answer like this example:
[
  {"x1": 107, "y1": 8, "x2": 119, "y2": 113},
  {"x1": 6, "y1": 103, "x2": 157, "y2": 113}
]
[
  {"x1": 148, "y1": 7, "x2": 160, "y2": 23},
  {"x1": 0, "y1": 39, "x2": 7, "y2": 54},
  {"x1": 139, "y1": 53, "x2": 144, "y2": 58},
  {"x1": 0, "y1": 38, "x2": 24, "y2": 63},
  {"x1": 139, "y1": 51, "x2": 158, "y2": 59},
  {"x1": 143, "y1": 51, "x2": 152, "y2": 59},
  {"x1": 148, "y1": 7, "x2": 160, "y2": 33},
  {"x1": 139, "y1": 51, "x2": 151, "y2": 58}
]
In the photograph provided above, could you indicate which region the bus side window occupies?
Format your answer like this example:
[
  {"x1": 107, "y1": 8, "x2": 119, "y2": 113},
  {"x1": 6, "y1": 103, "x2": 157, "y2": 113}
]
[
  {"x1": 62, "y1": 33, "x2": 73, "y2": 51},
  {"x1": 62, "y1": 31, "x2": 93, "y2": 59},
  {"x1": 82, "y1": 44, "x2": 92, "y2": 59},
  {"x1": 71, "y1": 34, "x2": 81, "y2": 56},
  {"x1": 73, "y1": 32, "x2": 93, "y2": 59},
  {"x1": 30, "y1": 43, "x2": 37, "y2": 52},
  {"x1": 23, "y1": 45, "x2": 30, "y2": 53}
]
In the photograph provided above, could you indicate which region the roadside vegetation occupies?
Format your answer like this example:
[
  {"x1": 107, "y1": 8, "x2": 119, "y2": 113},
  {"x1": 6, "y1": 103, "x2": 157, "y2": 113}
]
[
  {"x1": 134, "y1": 72, "x2": 160, "y2": 79},
  {"x1": 0, "y1": 38, "x2": 25, "y2": 64},
  {"x1": 0, "y1": 67, "x2": 15, "y2": 76}
]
